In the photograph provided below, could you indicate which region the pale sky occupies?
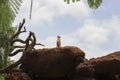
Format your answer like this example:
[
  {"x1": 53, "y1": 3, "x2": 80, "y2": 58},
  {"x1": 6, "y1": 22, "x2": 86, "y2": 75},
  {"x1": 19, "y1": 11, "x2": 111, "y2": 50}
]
[{"x1": 12, "y1": 0, "x2": 120, "y2": 60}]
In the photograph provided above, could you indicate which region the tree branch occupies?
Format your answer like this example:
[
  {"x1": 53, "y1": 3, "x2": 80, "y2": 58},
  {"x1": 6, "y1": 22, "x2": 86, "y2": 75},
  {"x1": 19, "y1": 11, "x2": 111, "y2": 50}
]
[
  {"x1": 10, "y1": 18, "x2": 26, "y2": 45},
  {"x1": 10, "y1": 39, "x2": 26, "y2": 45},
  {"x1": 0, "y1": 19, "x2": 45, "y2": 74},
  {"x1": 36, "y1": 43, "x2": 45, "y2": 47},
  {"x1": 9, "y1": 49, "x2": 23, "y2": 56}
]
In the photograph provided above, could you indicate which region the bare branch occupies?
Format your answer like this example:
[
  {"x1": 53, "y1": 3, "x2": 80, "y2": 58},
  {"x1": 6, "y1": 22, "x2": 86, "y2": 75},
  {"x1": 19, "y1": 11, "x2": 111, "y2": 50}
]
[
  {"x1": 0, "y1": 18, "x2": 45, "y2": 74},
  {"x1": 10, "y1": 18, "x2": 26, "y2": 44},
  {"x1": 10, "y1": 39, "x2": 26, "y2": 45},
  {"x1": 24, "y1": 31, "x2": 36, "y2": 52},
  {"x1": 9, "y1": 49, "x2": 23, "y2": 56},
  {"x1": 14, "y1": 45, "x2": 26, "y2": 48},
  {"x1": 20, "y1": 27, "x2": 26, "y2": 33},
  {"x1": 8, "y1": 46, "x2": 25, "y2": 56},
  {"x1": 36, "y1": 43, "x2": 45, "y2": 47},
  {"x1": 0, "y1": 32, "x2": 35, "y2": 73},
  {"x1": 0, "y1": 57, "x2": 23, "y2": 73}
]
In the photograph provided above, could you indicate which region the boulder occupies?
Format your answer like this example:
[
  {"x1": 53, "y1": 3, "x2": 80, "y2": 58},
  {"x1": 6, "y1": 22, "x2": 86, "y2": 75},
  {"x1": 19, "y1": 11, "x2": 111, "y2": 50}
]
[
  {"x1": 90, "y1": 51, "x2": 120, "y2": 80},
  {"x1": 76, "y1": 59, "x2": 95, "y2": 77},
  {"x1": 20, "y1": 46, "x2": 85, "y2": 78}
]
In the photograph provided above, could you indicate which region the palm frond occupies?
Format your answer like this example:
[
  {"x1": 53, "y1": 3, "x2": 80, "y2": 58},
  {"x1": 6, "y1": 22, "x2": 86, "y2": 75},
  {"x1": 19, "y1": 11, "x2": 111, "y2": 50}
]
[
  {"x1": 0, "y1": 0, "x2": 22, "y2": 69},
  {"x1": 64, "y1": 0, "x2": 80, "y2": 4},
  {"x1": 0, "y1": 0, "x2": 22, "y2": 33},
  {"x1": 88, "y1": 0, "x2": 102, "y2": 9},
  {"x1": 64, "y1": 0, "x2": 102, "y2": 9}
]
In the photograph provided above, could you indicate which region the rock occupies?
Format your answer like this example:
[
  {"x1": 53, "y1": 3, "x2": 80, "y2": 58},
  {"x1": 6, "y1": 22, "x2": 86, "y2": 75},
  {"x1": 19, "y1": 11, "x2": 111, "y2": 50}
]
[
  {"x1": 90, "y1": 51, "x2": 120, "y2": 80},
  {"x1": 5, "y1": 71, "x2": 31, "y2": 80},
  {"x1": 71, "y1": 59, "x2": 95, "y2": 80},
  {"x1": 20, "y1": 46, "x2": 85, "y2": 78},
  {"x1": 76, "y1": 59, "x2": 95, "y2": 77}
]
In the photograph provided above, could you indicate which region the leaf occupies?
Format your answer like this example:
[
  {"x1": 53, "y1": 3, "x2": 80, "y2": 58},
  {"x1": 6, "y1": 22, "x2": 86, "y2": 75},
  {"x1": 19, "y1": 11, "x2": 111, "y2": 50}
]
[
  {"x1": 64, "y1": 0, "x2": 80, "y2": 4},
  {"x1": 88, "y1": 0, "x2": 102, "y2": 9},
  {"x1": 64, "y1": 0, "x2": 102, "y2": 9}
]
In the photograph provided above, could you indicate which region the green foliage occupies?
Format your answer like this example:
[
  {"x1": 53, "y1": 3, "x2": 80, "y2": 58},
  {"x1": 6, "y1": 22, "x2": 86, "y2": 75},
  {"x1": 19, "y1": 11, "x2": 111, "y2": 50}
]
[
  {"x1": 0, "y1": 57, "x2": 13, "y2": 80},
  {"x1": 0, "y1": 0, "x2": 22, "y2": 32},
  {"x1": 0, "y1": 0, "x2": 22, "y2": 65},
  {"x1": 0, "y1": 74, "x2": 4, "y2": 80},
  {"x1": 0, "y1": 28, "x2": 16, "y2": 79},
  {"x1": 0, "y1": 26, "x2": 16, "y2": 67},
  {"x1": 64, "y1": 0, "x2": 80, "y2": 4},
  {"x1": 0, "y1": 0, "x2": 22, "y2": 79},
  {"x1": 64, "y1": 0, "x2": 102, "y2": 9},
  {"x1": 88, "y1": 0, "x2": 102, "y2": 9}
]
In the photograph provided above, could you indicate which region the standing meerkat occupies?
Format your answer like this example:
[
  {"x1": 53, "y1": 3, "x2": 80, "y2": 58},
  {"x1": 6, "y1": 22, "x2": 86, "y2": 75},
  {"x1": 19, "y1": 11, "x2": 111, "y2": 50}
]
[{"x1": 57, "y1": 36, "x2": 61, "y2": 48}]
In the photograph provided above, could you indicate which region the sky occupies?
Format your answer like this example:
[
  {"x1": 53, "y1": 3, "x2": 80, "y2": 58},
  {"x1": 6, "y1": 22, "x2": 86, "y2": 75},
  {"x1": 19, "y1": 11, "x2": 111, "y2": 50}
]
[{"x1": 12, "y1": 0, "x2": 120, "y2": 60}]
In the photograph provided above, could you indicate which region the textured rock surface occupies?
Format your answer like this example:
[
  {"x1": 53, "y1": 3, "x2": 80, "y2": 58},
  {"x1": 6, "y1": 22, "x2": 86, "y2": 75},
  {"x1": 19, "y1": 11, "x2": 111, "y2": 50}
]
[
  {"x1": 76, "y1": 59, "x2": 94, "y2": 77},
  {"x1": 5, "y1": 71, "x2": 31, "y2": 80},
  {"x1": 3, "y1": 46, "x2": 120, "y2": 80},
  {"x1": 90, "y1": 51, "x2": 120, "y2": 80},
  {"x1": 20, "y1": 46, "x2": 85, "y2": 78},
  {"x1": 90, "y1": 51, "x2": 120, "y2": 75}
]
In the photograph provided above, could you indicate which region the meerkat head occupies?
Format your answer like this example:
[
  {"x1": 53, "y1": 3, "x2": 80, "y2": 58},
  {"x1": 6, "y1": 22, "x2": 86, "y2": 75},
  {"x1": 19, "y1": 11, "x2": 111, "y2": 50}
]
[{"x1": 57, "y1": 36, "x2": 61, "y2": 38}]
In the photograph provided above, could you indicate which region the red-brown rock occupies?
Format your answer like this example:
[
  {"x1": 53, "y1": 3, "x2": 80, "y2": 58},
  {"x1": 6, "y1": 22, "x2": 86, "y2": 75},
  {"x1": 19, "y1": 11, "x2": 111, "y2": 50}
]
[
  {"x1": 21, "y1": 46, "x2": 85, "y2": 78},
  {"x1": 90, "y1": 51, "x2": 120, "y2": 79},
  {"x1": 76, "y1": 59, "x2": 95, "y2": 77},
  {"x1": 5, "y1": 71, "x2": 31, "y2": 80}
]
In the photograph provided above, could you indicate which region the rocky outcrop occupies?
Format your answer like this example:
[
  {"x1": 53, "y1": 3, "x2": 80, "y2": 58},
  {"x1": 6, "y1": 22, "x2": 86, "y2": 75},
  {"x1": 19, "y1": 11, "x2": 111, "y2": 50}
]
[
  {"x1": 72, "y1": 59, "x2": 95, "y2": 80},
  {"x1": 20, "y1": 46, "x2": 85, "y2": 79},
  {"x1": 90, "y1": 51, "x2": 120, "y2": 80},
  {"x1": 3, "y1": 46, "x2": 120, "y2": 80},
  {"x1": 76, "y1": 59, "x2": 95, "y2": 77},
  {"x1": 71, "y1": 51, "x2": 120, "y2": 80}
]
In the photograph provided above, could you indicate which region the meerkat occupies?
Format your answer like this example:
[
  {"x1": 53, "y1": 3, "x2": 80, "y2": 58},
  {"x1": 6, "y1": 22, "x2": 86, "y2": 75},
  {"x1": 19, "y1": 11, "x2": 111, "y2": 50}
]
[{"x1": 57, "y1": 36, "x2": 61, "y2": 48}]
